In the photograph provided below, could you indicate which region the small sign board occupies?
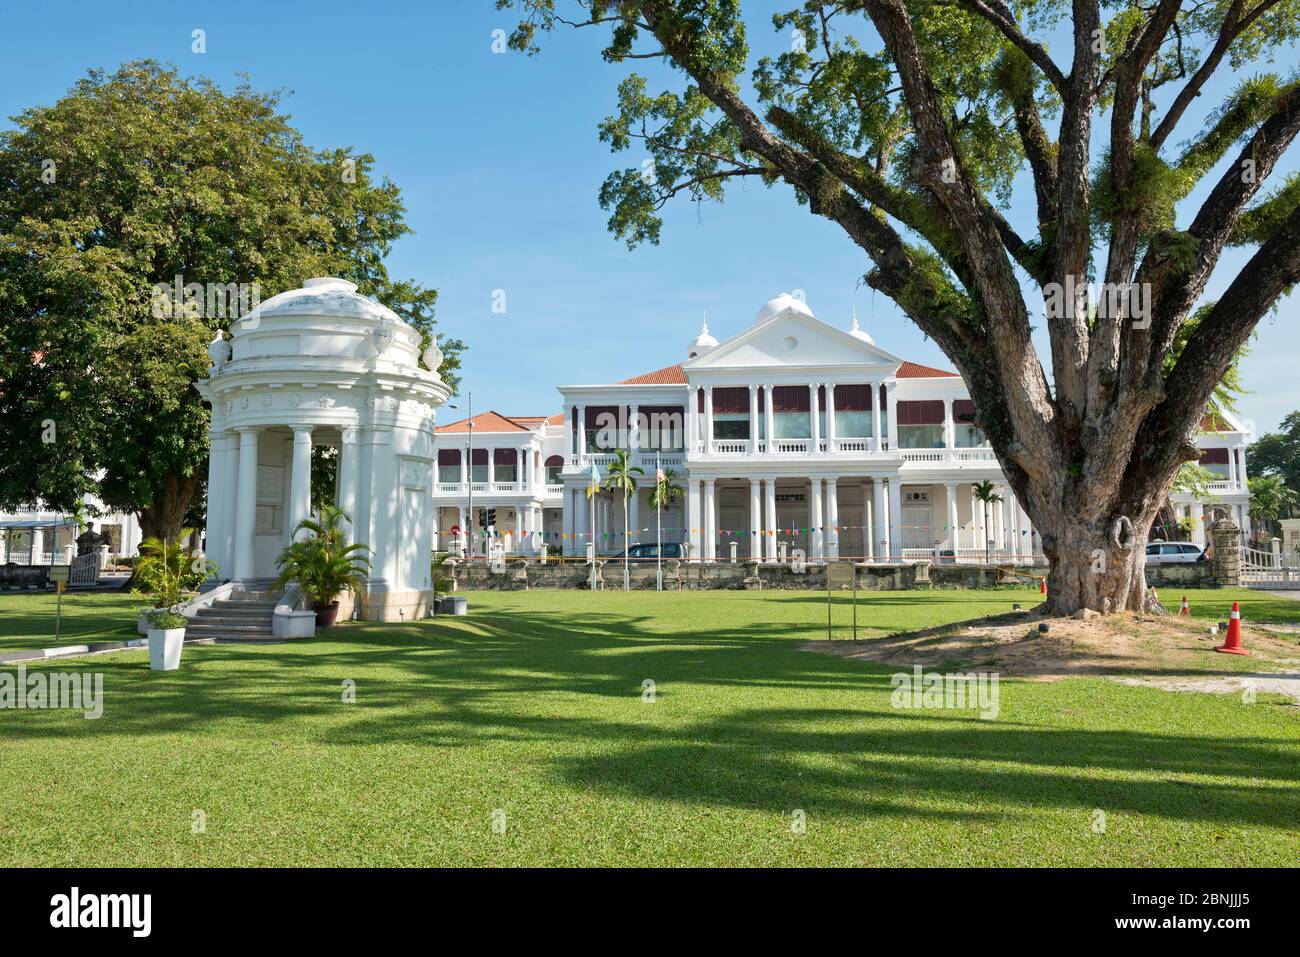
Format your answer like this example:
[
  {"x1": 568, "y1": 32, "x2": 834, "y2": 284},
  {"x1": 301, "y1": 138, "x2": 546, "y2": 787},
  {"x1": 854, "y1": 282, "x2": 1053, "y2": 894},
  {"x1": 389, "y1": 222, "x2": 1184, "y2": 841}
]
[
  {"x1": 827, "y1": 561, "x2": 855, "y2": 587},
  {"x1": 49, "y1": 565, "x2": 70, "y2": 583}
]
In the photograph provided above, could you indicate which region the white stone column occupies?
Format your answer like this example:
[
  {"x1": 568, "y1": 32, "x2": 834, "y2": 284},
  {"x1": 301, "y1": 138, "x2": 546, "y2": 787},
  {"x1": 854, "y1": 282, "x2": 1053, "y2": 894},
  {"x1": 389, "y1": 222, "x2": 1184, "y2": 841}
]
[
  {"x1": 765, "y1": 478, "x2": 778, "y2": 562},
  {"x1": 233, "y1": 428, "x2": 259, "y2": 581},
  {"x1": 993, "y1": 486, "x2": 1006, "y2": 550},
  {"x1": 885, "y1": 381, "x2": 898, "y2": 451},
  {"x1": 515, "y1": 508, "x2": 524, "y2": 554},
  {"x1": 703, "y1": 387, "x2": 714, "y2": 454},
  {"x1": 826, "y1": 477, "x2": 839, "y2": 560},
  {"x1": 809, "y1": 477, "x2": 824, "y2": 560},
  {"x1": 703, "y1": 478, "x2": 716, "y2": 561},
  {"x1": 204, "y1": 430, "x2": 227, "y2": 573},
  {"x1": 30, "y1": 528, "x2": 44, "y2": 564},
  {"x1": 686, "y1": 390, "x2": 697, "y2": 453},
  {"x1": 865, "y1": 484, "x2": 875, "y2": 560},
  {"x1": 629, "y1": 404, "x2": 640, "y2": 453},
  {"x1": 749, "y1": 478, "x2": 761, "y2": 560},
  {"x1": 517, "y1": 447, "x2": 526, "y2": 491},
  {"x1": 338, "y1": 427, "x2": 361, "y2": 544},
  {"x1": 945, "y1": 483, "x2": 959, "y2": 551},
  {"x1": 687, "y1": 478, "x2": 702, "y2": 561},
  {"x1": 748, "y1": 385, "x2": 759, "y2": 454},
  {"x1": 765, "y1": 384, "x2": 776, "y2": 455},
  {"x1": 871, "y1": 381, "x2": 883, "y2": 452},
  {"x1": 487, "y1": 448, "x2": 495, "y2": 488},
  {"x1": 943, "y1": 397, "x2": 955, "y2": 450},
  {"x1": 628, "y1": 486, "x2": 639, "y2": 546},
  {"x1": 289, "y1": 427, "x2": 313, "y2": 540},
  {"x1": 888, "y1": 478, "x2": 904, "y2": 559},
  {"x1": 825, "y1": 385, "x2": 837, "y2": 452},
  {"x1": 577, "y1": 405, "x2": 588, "y2": 457},
  {"x1": 873, "y1": 478, "x2": 888, "y2": 558},
  {"x1": 1017, "y1": 498, "x2": 1033, "y2": 558},
  {"x1": 810, "y1": 383, "x2": 820, "y2": 453}
]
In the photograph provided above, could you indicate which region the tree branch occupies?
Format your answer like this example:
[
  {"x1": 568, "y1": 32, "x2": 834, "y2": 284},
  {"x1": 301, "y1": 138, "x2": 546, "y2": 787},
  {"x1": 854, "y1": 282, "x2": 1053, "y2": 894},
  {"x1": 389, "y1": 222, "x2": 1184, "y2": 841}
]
[{"x1": 957, "y1": 0, "x2": 1069, "y2": 96}]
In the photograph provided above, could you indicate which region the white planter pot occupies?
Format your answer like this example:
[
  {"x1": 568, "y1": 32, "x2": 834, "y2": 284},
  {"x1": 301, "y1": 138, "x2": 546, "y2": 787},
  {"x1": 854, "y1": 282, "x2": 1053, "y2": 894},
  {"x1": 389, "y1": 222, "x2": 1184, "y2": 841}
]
[
  {"x1": 137, "y1": 614, "x2": 151, "y2": 636},
  {"x1": 147, "y1": 627, "x2": 185, "y2": 670}
]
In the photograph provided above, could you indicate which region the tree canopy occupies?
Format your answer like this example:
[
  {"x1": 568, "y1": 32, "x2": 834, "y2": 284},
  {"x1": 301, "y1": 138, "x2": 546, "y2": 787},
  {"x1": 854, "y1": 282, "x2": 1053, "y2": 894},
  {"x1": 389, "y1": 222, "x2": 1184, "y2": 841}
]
[{"x1": 0, "y1": 60, "x2": 463, "y2": 540}]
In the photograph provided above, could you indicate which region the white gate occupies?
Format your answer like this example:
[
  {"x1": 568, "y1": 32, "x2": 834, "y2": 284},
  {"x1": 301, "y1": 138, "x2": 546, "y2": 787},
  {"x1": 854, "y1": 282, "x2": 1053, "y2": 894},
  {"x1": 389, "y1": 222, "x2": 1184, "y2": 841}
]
[
  {"x1": 1239, "y1": 545, "x2": 1300, "y2": 589},
  {"x1": 68, "y1": 551, "x2": 101, "y2": 587}
]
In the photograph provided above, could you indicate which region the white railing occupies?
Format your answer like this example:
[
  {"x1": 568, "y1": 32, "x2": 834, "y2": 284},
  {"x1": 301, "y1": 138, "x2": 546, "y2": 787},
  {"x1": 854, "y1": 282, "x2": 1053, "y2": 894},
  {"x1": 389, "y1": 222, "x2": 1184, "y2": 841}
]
[
  {"x1": 714, "y1": 442, "x2": 749, "y2": 454},
  {"x1": 545, "y1": 484, "x2": 564, "y2": 495},
  {"x1": 900, "y1": 449, "x2": 945, "y2": 462},
  {"x1": 900, "y1": 448, "x2": 997, "y2": 463},
  {"x1": 1206, "y1": 480, "x2": 1244, "y2": 493},
  {"x1": 773, "y1": 439, "x2": 810, "y2": 454}
]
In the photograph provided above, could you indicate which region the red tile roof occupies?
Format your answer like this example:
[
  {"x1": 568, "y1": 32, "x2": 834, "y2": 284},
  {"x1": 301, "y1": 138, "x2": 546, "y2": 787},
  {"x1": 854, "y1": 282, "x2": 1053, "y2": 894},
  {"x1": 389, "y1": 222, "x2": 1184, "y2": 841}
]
[
  {"x1": 546, "y1": 412, "x2": 565, "y2": 425},
  {"x1": 895, "y1": 360, "x2": 959, "y2": 378},
  {"x1": 619, "y1": 363, "x2": 688, "y2": 385},
  {"x1": 436, "y1": 411, "x2": 532, "y2": 434},
  {"x1": 616, "y1": 359, "x2": 958, "y2": 384}
]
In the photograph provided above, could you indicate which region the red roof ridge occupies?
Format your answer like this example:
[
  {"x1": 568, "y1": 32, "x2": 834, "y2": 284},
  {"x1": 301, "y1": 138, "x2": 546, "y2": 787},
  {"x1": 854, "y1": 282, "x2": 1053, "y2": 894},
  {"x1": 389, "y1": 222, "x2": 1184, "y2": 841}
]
[
  {"x1": 896, "y1": 359, "x2": 959, "y2": 378},
  {"x1": 618, "y1": 363, "x2": 688, "y2": 385}
]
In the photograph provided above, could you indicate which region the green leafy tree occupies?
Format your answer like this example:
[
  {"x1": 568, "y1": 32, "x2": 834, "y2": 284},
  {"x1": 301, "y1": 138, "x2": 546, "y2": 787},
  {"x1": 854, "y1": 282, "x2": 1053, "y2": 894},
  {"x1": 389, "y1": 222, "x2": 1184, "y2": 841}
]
[
  {"x1": 1247, "y1": 410, "x2": 1300, "y2": 495},
  {"x1": 604, "y1": 448, "x2": 644, "y2": 586},
  {"x1": 1248, "y1": 474, "x2": 1297, "y2": 537},
  {"x1": 0, "y1": 61, "x2": 464, "y2": 543},
  {"x1": 505, "y1": 0, "x2": 1300, "y2": 613}
]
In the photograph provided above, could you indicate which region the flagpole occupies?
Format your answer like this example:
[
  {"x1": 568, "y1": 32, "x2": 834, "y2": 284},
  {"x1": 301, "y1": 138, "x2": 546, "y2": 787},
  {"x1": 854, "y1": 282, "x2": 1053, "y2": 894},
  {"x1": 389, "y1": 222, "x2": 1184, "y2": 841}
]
[{"x1": 656, "y1": 452, "x2": 663, "y2": 592}]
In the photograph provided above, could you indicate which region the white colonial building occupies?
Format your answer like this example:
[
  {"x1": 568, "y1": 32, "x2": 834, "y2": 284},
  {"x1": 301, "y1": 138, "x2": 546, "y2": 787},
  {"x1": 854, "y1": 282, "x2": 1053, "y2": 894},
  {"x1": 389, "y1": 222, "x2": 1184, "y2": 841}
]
[
  {"x1": 1168, "y1": 410, "x2": 1254, "y2": 544},
  {"x1": 430, "y1": 293, "x2": 1253, "y2": 562}
]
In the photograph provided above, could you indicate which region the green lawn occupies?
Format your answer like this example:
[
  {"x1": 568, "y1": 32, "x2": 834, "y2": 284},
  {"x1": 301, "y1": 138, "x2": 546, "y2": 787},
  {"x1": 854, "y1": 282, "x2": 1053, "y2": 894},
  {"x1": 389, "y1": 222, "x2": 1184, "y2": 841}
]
[
  {"x1": 0, "y1": 588, "x2": 1296, "y2": 866},
  {"x1": 0, "y1": 590, "x2": 140, "y2": 652}
]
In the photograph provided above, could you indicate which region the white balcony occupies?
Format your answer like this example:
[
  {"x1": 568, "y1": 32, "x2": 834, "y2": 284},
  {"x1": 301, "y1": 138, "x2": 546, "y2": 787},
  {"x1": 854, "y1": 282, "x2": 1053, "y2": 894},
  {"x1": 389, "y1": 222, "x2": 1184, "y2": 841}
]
[{"x1": 900, "y1": 448, "x2": 998, "y2": 464}]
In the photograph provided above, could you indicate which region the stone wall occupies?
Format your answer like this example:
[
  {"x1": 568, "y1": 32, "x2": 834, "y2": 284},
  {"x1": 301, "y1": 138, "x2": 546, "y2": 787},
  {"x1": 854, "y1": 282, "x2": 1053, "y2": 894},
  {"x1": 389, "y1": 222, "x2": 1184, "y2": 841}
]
[{"x1": 444, "y1": 559, "x2": 1055, "y2": 592}]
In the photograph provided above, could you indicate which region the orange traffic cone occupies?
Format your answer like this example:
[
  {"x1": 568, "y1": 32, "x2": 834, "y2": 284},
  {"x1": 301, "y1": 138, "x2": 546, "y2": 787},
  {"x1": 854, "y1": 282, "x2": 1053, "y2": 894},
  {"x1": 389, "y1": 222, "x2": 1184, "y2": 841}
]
[
  {"x1": 1215, "y1": 601, "x2": 1248, "y2": 655},
  {"x1": 1179, "y1": 595, "x2": 1189, "y2": 616},
  {"x1": 1039, "y1": 577, "x2": 1047, "y2": 595}
]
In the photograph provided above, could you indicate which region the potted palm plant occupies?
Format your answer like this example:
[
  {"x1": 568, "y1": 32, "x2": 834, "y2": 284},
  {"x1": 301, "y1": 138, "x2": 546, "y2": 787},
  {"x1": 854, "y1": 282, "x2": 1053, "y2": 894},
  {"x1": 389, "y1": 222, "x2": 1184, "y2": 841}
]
[
  {"x1": 274, "y1": 505, "x2": 372, "y2": 627},
  {"x1": 132, "y1": 529, "x2": 216, "y2": 638}
]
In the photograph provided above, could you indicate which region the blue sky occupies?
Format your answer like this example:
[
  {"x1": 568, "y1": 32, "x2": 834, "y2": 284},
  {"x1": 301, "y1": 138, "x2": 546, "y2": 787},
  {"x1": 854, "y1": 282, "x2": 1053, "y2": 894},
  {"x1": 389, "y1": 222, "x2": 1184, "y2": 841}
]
[{"x1": 1, "y1": 0, "x2": 1295, "y2": 434}]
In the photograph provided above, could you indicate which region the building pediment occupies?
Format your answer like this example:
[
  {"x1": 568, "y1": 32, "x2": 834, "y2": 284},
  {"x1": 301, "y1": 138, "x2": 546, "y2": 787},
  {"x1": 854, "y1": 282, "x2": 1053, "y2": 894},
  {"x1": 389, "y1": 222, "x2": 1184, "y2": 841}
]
[{"x1": 682, "y1": 310, "x2": 901, "y2": 373}]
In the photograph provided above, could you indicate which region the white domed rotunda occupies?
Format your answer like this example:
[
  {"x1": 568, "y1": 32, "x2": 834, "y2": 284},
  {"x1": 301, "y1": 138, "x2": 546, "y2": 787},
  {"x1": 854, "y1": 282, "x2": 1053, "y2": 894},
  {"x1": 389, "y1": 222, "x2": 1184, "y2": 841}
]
[{"x1": 197, "y1": 277, "x2": 450, "y2": 621}]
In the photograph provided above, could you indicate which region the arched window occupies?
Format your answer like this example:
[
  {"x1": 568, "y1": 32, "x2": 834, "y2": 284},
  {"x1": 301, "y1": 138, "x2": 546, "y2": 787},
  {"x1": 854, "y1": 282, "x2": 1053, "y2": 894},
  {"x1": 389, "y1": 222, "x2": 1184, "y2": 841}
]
[{"x1": 544, "y1": 454, "x2": 564, "y2": 486}]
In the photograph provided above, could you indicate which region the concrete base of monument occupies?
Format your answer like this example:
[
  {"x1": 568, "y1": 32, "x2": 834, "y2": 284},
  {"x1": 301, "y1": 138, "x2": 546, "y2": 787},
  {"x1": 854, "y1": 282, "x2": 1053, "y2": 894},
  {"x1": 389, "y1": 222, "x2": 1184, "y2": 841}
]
[{"x1": 355, "y1": 589, "x2": 436, "y2": 622}]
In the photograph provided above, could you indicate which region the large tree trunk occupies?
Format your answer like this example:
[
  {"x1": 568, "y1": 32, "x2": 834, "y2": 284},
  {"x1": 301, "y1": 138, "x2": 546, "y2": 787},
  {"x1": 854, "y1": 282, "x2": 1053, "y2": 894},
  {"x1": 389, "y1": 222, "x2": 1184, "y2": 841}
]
[
  {"x1": 1028, "y1": 469, "x2": 1170, "y2": 616},
  {"x1": 136, "y1": 470, "x2": 201, "y2": 545}
]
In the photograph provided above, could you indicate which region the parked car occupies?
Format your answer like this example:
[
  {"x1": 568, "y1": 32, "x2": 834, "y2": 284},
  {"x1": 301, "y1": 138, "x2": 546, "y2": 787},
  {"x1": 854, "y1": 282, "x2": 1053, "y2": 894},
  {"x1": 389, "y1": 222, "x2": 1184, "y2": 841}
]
[
  {"x1": 610, "y1": 543, "x2": 685, "y2": 563},
  {"x1": 1145, "y1": 541, "x2": 1208, "y2": 564}
]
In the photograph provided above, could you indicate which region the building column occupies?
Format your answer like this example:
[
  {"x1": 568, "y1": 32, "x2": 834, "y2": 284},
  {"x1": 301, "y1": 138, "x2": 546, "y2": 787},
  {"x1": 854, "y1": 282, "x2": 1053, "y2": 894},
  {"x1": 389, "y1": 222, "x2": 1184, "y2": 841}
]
[
  {"x1": 289, "y1": 427, "x2": 313, "y2": 540},
  {"x1": 629, "y1": 404, "x2": 640, "y2": 452},
  {"x1": 628, "y1": 486, "x2": 639, "y2": 545},
  {"x1": 487, "y1": 449, "x2": 495, "y2": 488},
  {"x1": 687, "y1": 478, "x2": 702, "y2": 561},
  {"x1": 993, "y1": 486, "x2": 1006, "y2": 550},
  {"x1": 873, "y1": 478, "x2": 888, "y2": 558},
  {"x1": 703, "y1": 387, "x2": 714, "y2": 454},
  {"x1": 810, "y1": 383, "x2": 821, "y2": 453},
  {"x1": 518, "y1": 447, "x2": 526, "y2": 491},
  {"x1": 703, "y1": 478, "x2": 716, "y2": 561},
  {"x1": 943, "y1": 397, "x2": 955, "y2": 450},
  {"x1": 865, "y1": 483, "x2": 875, "y2": 560},
  {"x1": 749, "y1": 478, "x2": 761, "y2": 560},
  {"x1": 515, "y1": 508, "x2": 524, "y2": 555},
  {"x1": 214, "y1": 431, "x2": 240, "y2": 575},
  {"x1": 888, "y1": 478, "x2": 903, "y2": 559},
  {"x1": 885, "y1": 381, "x2": 898, "y2": 451},
  {"x1": 765, "y1": 384, "x2": 776, "y2": 455},
  {"x1": 825, "y1": 385, "x2": 837, "y2": 452},
  {"x1": 871, "y1": 380, "x2": 883, "y2": 452},
  {"x1": 577, "y1": 405, "x2": 588, "y2": 457},
  {"x1": 686, "y1": 389, "x2": 697, "y2": 453},
  {"x1": 826, "y1": 477, "x2": 839, "y2": 560},
  {"x1": 945, "y1": 483, "x2": 959, "y2": 551},
  {"x1": 748, "y1": 385, "x2": 759, "y2": 454},
  {"x1": 233, "y1": 428, "x2": 259, "y2": 581},
  {"x1": 809, "y1": 477, "x2": 824, "y2": 560},
  {"x1": 1017, "y1": 498, "x2": 1033, "y2": 558},
  {"x1": 764, "y1": 478, "x2": 778, "y2": 562}
]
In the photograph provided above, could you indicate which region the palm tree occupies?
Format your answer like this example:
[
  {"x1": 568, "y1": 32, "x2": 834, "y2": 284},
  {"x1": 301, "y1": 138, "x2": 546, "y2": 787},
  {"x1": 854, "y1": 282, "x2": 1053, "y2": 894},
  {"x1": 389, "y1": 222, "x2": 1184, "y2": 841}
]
[
  {"x1": 604, "y1": 448, "x2": 644, "y2": 590},
  {"x1": 1248, "y1": 475, "x2": 1298, "y2": 542},
  {"x1": 133, "y1": 528, "x2": 216, "y2": 608},
  {"x1": 274, "y1": 506, "x2": 372, "y2": 626},
  {"x1": 648, "y1": 466, "x2": 685, "y2": 511},
  {"x1": 971, "y1": 480, "x2": 1003, "y2": 563}
]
